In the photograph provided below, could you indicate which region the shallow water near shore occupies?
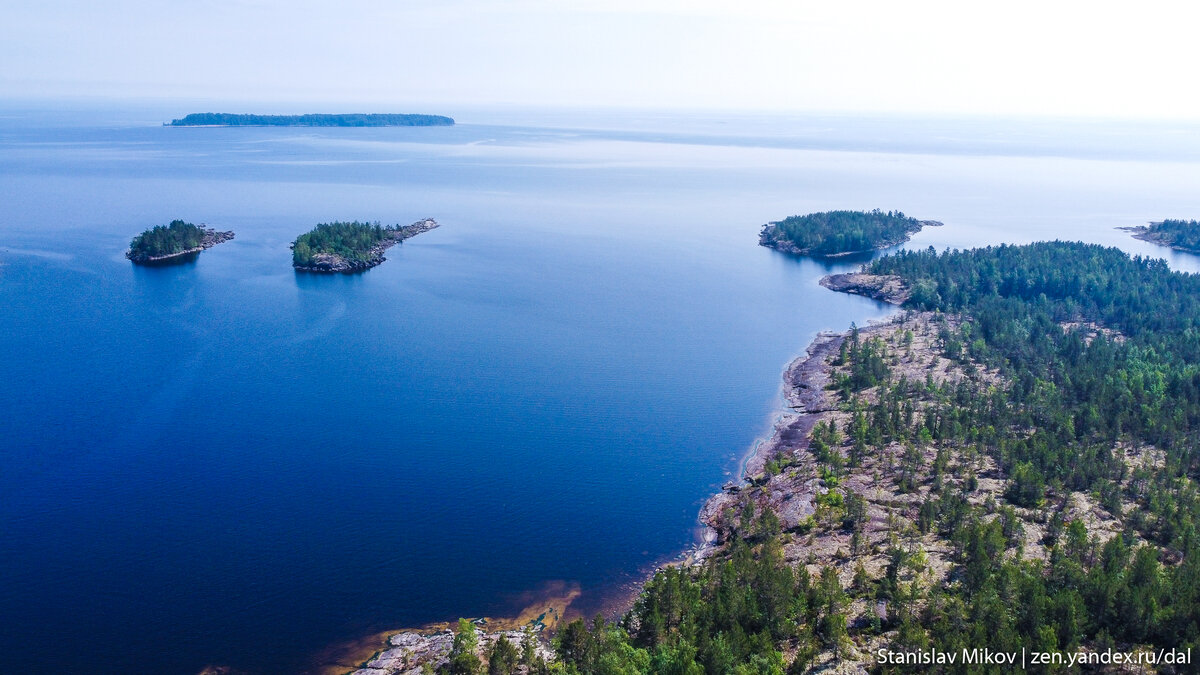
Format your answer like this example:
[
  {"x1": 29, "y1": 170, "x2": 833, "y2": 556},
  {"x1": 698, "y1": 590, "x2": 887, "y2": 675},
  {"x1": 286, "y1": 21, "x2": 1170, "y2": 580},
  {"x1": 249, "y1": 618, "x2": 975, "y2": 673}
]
[{"x1": 3, "y1": 103, "x2": 1200, "y2": 674}]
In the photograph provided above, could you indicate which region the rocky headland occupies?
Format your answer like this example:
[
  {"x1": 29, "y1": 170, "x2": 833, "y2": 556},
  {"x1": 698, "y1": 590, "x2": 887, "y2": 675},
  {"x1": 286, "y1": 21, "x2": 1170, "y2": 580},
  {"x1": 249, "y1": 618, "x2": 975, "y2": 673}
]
[
  {"x1": 344, "y1": 627, "x2": 553, "y2": 675},
  {"x1": 818, "y1": 272, "x2": 910, "y2": 304}
]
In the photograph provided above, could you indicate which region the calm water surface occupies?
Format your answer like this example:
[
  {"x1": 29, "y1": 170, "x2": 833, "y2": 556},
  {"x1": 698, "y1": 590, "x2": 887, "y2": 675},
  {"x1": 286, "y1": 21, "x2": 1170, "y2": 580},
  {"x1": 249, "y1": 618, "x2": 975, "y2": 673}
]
[{"x1": 3, "y1": 104, "x2": 1200, "y2": 674}]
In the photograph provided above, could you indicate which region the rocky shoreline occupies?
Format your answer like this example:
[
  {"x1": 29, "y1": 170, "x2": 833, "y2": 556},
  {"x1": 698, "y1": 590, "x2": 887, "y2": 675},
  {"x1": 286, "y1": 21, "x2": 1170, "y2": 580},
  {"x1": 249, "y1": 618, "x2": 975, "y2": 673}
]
[
  {"x1": 306, "y1": 583, "x2": 580, "y2": 675},
  {"x1": 324, "y1": 326, "x2": 868, "y2": 675},
  {"x1": 305, "y1": 271, "x2": 908, "y2": 675},
  {"x1": 818, "y1": 272, "x2": 910, "y2": 304},
  {"x1": 126, "y1": 227, "x2": 234, "y2": 264},
  {"x1": 345, "y1": 627, "x2": 553, "y2": 675},
  {"x1": 698, "y1": 331, "x2": 847, "y2": 551},
  {"x1": 294, "y1": 219, "x2": 439, "y2": 273}
]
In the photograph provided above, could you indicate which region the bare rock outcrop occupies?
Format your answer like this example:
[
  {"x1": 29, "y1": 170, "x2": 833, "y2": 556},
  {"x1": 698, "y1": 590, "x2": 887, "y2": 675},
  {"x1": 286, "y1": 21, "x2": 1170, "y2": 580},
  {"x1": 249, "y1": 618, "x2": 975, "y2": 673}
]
[{"x1": 819, "y1": 272, "x2": 908, "y2": 305}]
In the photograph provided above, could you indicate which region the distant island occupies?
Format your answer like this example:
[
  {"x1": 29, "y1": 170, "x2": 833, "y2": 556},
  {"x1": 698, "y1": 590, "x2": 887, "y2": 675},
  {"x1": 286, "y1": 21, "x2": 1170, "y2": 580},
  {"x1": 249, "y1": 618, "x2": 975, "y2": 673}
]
[
  {"x1": 759, "y1": 209, "x2": 941, "y2": 257},
  {"x1": 1120, "y1": 219, "x2": 1200, "y2": 253},
  {"x1": 292, "y1": 219, "x2": 439, "y2": 273},
  {"x1": 167, "y1": 113, "x2": 455, "y2": 127},
  {"x1": 127, "y1": 220, "x2": 234, "y2": 264}
]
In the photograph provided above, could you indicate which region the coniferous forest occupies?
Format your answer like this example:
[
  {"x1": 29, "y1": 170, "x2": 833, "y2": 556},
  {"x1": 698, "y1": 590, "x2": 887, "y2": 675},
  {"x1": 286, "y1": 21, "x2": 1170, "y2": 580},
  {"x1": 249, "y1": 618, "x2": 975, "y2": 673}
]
[
  {"x1": 128, "y1": 220, "x2": 205, "y2": 258},
  {"x1": 291, "y1": 221, "x2": 397, "y2": 267},
  {"x1": 447, "y1": 241, "x2": 1200, "y2": 675},
  {"x1": 127, "y1": 220, "x2": 233, "y2": 262},
  {"x1": 857, "y1": 242, "x2": 1200, "y2": 668}
]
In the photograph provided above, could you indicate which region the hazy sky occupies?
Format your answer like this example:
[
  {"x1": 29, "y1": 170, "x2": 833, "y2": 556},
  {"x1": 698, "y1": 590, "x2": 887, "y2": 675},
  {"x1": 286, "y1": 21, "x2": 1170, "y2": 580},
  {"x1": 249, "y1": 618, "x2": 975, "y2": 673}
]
[{"x1": 3, "y1": 0, "x2": 1198, "y2": 118}]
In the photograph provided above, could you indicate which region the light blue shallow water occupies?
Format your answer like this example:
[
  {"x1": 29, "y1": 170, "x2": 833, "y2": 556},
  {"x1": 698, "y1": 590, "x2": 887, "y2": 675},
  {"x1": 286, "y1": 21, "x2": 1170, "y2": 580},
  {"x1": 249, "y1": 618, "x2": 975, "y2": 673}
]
[{"x1": 2, "y1": 104, "x2": 1200, "y2": 674}]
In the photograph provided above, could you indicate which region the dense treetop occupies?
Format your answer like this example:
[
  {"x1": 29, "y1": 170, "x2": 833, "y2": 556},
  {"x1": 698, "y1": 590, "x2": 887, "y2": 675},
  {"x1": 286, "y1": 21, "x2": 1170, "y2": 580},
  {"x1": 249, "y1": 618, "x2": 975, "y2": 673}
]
[
  {"x1": 292, "y1": 221, "x2": 397, "y2": 267},
  {"x1": 168, "y1": 113, "x2": 454, "y2": 127},
  {"x1": 760, "y1": 209, "x2": 928, "y2": 257},
  {"x1": 866, "y1": 242, "x2": 1200, "y2": 493},
  {"x1": 128, "y1": 220, "x2": 206, "y2": 258},
  {"x1": 870, "y1": 241, "x2": 1200, "y2": 349}
]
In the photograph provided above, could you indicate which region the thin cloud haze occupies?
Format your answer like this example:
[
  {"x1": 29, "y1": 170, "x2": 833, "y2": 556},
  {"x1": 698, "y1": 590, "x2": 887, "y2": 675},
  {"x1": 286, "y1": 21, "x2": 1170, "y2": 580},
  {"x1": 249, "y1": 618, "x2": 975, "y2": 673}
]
[{"x1": 2, "y1": 0, "x2": 1198, "y2": 118}]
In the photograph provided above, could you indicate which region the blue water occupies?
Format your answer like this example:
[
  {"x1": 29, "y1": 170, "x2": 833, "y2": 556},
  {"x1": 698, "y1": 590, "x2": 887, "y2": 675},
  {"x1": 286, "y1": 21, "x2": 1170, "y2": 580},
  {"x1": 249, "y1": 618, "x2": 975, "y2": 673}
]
[{"x1": 3, "y1": 103, "x2": 1200, "y2": 674}]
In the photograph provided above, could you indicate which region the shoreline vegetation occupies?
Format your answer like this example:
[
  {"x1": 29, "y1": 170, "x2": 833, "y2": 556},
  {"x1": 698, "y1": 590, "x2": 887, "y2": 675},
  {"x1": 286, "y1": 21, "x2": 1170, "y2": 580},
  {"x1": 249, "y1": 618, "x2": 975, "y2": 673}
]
[
  {"x1": 1120, "y1": 219, "x2": 1200, "y2": 253},
  {"x1": 292, "y1": 219, "x2": 439, "y2": 273},
  {"x1": 126, "y1": 220, "x2": 233, "y2": 264},
  {"x1": 759, "y1": 209, "x2": 942, "y2": 258},
  {"x1": 332, "y1": 240, "x2": 1200, "y2": 675},
  {"x1": 166, "y1": 113, "x2": 454, "y2": 127}
]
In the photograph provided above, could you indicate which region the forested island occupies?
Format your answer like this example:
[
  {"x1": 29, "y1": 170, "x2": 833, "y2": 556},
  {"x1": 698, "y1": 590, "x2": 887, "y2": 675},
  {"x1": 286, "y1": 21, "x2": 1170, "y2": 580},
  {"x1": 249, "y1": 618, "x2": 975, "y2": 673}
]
[
  {"x1": 1122, "y1": 219, "x2": 1200, "y2": 253},
  {"x1": 349, "y1": 241, "x2": 1200, "y2": 674},
  {"x1": 760, "y1": 209, "x2": 941, "y2": 257},
  {"x1": 167, "y1": 113, "x2": 454, "y2": 127},
  {"x1": 292, "y1": 219, "x2": 439, "y2": 273},
  {"x1": 126, "y1": 220, "x2": 233, "y2": 264}
]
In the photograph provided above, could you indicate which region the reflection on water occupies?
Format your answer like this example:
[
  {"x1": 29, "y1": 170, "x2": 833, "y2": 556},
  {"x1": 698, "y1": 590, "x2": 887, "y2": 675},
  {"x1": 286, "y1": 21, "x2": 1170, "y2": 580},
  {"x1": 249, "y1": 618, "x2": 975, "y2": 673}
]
[{"x1": 130, "y1": 250, "x2": 202, "y2": 267}]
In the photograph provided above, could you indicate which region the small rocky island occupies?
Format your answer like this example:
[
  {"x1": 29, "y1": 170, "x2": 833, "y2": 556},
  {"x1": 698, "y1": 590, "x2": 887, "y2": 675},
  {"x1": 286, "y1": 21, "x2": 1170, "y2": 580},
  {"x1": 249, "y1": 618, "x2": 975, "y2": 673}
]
[
  {"x1": 126, "y1": 220, "x2": 234, "y2": 264},
  {"x1": 1121, "y1": 218, "x2": 1200, "y2": 253},
  {"x1": 292, "y1": 218, "x2": 439, "y2": 273},
  {"x1": 759, "y1": 208, "x2": 941, "y2": 257},
  {"x1": 167, "y1": 113, "x2": 454, "y2": 127}
]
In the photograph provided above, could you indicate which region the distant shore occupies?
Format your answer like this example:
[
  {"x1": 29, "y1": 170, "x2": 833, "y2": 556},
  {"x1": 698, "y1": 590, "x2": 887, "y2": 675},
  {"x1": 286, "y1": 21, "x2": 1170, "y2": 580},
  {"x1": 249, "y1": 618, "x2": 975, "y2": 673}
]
[{"x1": 167, "y1": 113, "x2": 454, "y2": 127}]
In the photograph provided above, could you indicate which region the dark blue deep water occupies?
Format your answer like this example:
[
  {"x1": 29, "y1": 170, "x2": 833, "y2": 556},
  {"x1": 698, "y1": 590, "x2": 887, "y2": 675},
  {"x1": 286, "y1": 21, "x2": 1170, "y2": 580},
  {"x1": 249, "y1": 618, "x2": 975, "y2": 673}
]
[{"x1": 3, "y1": 103, "x2": 1200, "y2": 674}]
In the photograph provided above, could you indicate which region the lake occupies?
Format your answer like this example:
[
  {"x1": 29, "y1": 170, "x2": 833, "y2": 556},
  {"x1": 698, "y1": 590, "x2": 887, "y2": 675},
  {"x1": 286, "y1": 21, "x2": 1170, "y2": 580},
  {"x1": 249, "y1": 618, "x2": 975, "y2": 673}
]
[{"x1": 2, "y1": 103, "x2": 1200, "y2": 673}]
